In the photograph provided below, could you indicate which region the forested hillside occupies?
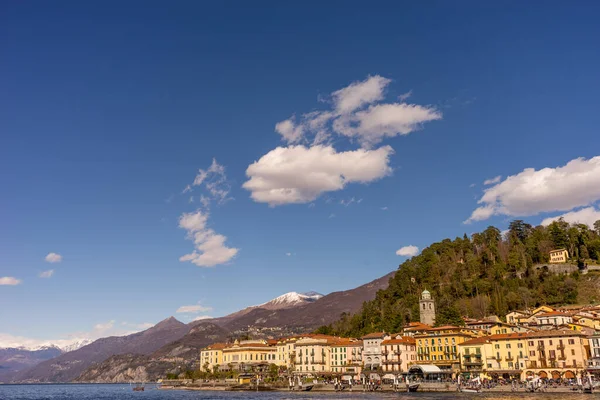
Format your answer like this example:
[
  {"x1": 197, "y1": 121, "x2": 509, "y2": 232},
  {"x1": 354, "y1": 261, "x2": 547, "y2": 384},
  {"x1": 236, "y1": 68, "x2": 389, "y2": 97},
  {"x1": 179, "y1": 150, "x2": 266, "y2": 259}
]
[{"x1": 317, "y1": 219, "x2": 600, "y2": 337}]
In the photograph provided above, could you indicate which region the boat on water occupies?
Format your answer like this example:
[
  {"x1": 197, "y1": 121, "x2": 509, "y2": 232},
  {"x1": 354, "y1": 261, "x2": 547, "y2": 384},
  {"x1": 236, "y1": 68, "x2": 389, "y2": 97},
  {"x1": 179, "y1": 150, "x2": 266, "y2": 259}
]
[
  {"x1": 131, "y1": 381, "x2": 145, "y2": 392},
  {"x1": 460, "y1": 387, "x2": 481, "y2": 393},
  {"x1": 459, "y1": 376, "x2": 482, "y2": 393},
  {"x1": 406, "y1": 383, "x2": 420, "y2": 392},
  {"x1": 301, "y1": 385, "x2": 313, "y2": 391}
]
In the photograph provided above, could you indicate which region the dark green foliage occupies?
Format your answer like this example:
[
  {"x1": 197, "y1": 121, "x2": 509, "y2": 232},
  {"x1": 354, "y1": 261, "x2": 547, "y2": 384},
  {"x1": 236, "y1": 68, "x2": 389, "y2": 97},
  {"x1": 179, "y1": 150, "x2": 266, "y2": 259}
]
[{"x1": 317, "y1": 220, "x2": 600, "y2": 337}]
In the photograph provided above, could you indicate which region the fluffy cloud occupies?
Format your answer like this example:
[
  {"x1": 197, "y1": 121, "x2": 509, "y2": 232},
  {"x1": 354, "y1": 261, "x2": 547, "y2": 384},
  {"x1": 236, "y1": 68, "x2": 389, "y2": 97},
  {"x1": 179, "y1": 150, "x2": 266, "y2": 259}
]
[
  {"x1": 332, "y1": 103, "x2": 441, "y2": 147},
  {"x1": 178, "y1": 210, "x2": 239, "y2": 267},
  {"x1": 45, "y1": 252, "x2": 62, "y2": 263},
  {"x1": 483, "y1": 175, "x2": 501, "y2": 185},
  {"x1": 176, "y1": 303, "x2": 213, "y2": 314},
  {"x1": 332, "y1": 75, "x2": 390, "y2": 114},
  {"x1": 243, "y1": 145, "x2": 394, "y2": 206},
  {"x1": 274, "y1": 76, "x2": 441, "y2": 147},
  {"x1": 275, "y1": 118, "x2": 305, "y2": 144},
  {"x1": 465, "y1": 156, "x2": 600, "y2": 223},
  {"x1": 541, "y1": 207, "x2": 600, "y2": 228},
  {"x1": 0, "y1": 277, "x2": 21, "y2": 286},
  {"x1": 396, "y1": 245, "x2": 419, "y2": 257},
  {"x1": 39, "y1": 269, "x2": 54, "y2": 278}
]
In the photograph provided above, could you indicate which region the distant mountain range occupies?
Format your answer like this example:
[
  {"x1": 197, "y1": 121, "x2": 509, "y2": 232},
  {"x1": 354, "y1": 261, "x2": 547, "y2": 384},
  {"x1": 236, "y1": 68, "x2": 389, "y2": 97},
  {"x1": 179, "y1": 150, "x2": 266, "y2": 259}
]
[{"x1": 4, "y1": 272, "x2": 393, "y2": 383}]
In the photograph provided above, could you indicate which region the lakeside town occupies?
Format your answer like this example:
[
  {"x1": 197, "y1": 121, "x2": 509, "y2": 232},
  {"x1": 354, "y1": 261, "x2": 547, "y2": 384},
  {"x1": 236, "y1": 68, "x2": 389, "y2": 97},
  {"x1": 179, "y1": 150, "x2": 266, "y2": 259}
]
[{"x1": 168, "y1": 285, "x2": 600, "y2": 393}]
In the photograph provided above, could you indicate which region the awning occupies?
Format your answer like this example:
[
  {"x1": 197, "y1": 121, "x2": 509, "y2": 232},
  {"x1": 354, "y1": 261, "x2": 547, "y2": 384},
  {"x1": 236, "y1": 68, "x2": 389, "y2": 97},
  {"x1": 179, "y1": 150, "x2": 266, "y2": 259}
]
[
  {"x1": 382, "y1": 374, "x2": 396, "y2": 380},
  {"x1": 408, "y1": 364, "x2": 445, "y2": 374}
]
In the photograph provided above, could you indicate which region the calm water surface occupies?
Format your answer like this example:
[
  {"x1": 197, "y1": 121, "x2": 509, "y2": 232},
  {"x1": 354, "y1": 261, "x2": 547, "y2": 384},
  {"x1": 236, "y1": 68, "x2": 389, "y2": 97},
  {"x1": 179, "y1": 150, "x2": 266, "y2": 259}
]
[{"x1": 0, "y1": 385, "x2": 594, "y2": 400}]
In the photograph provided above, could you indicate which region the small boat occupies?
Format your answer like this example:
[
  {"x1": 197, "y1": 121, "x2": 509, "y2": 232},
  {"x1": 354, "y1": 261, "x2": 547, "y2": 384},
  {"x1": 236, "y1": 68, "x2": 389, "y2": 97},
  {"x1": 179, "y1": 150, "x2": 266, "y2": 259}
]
[
  {"x1": 406, "y1": 383, "x2": 419, "y2": 392},
  {"x1": 301, "y1": 385, "x2": 314, "y2": 391},
  {"x1": 460, "y1": 387, "x2": 481, "y2": 393},
  {"x1": 132, "y1": 382, "x2": 145, "y2": 391}
]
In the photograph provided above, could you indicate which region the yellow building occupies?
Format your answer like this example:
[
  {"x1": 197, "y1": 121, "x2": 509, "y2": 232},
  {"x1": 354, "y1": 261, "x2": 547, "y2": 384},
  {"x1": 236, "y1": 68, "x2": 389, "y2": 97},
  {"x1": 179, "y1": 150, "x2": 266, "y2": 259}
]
[
  {"x1": 200, "y1": 343, "x2": 227, "y2": 371},
  {"x1": 381, "y1": 336, "x2": 416, "y2": 373},
  {"x1": 415, "y1": 326, "x2": 480, "y2": 373},
  {"x1": 276, "y1": 336, "x2": 300, "y2": 370},
  {"x1": 523, "y1": 329, "x2": 589, "y2": 380},
  {"x1": 549, "y1": 249, "x2": 568, "y2": 263},
  {"x1": 294, "y1": 336, "x2": 335, "y2": 374},
  {"x1": 458, "y1": 336, "x2": 491, "y2": 379},
  {"x1": 221, "y1": 339, "x2": 277, "y2": 371},
  {"x1": 330, "y1": 338, "x2": 363, "y2": 375}
]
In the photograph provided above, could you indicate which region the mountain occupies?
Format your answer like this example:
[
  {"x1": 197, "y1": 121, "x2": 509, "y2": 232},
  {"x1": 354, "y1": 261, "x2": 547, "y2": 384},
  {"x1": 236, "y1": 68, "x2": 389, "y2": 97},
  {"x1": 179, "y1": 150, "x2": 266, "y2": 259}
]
[
  {"x1": 75, "y1": 322, "x2": 230, "y2": 383},
  {"x1": 73, "y1": 276, "x2": 389, "y2": 383},
  {"x1": 259, "y1": 291, "x2": 323, "y2": 309},
  {"x1": 0, "y1": 346, "x2": 63, "y2": 382},
  {"x1": 60, "y1": 339, "x2": 93, "y2": 353},
  {"x1": 214, "y1": 272, "x2": 394, "y2": 333},
  {"x1": 16, "y1": 272, "x2": 394, "y2": 383},
  {"x1": 11, "y1": 317, "x2": 189, "y2": 383}
]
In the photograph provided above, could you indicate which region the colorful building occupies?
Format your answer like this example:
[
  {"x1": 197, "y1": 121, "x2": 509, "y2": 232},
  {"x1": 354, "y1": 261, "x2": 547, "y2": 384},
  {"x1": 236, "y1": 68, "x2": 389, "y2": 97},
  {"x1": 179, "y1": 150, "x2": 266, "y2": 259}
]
[
  {"x1": 381, "y1": 336, "x2": 416, "y2": 372},
  {"x1": 221, "y1": 339, "x2": 277, "y2": 371}
]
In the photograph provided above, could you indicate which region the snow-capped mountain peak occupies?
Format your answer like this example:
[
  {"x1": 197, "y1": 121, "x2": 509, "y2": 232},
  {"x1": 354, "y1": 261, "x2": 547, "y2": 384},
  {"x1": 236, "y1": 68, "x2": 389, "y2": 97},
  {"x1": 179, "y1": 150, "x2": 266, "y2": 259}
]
[{"x1": 259, "y1": 291, "x2": 323, "y2": 309}]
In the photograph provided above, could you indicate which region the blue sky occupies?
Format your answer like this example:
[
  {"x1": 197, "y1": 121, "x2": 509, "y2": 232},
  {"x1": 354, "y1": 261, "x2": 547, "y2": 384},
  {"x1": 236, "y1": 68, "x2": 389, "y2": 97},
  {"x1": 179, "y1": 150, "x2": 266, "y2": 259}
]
[{"x1": 1, "y1": 1, "x2": 600, "y2": 347}]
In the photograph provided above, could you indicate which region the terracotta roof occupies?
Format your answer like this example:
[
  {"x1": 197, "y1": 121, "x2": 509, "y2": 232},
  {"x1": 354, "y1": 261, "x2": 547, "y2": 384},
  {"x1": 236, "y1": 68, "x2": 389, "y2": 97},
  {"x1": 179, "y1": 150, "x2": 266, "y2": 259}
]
[
  {"x1": 204, "y1": 342, "x2": 228, "y2": 350},
  {"x1": 426, "y1": 325, "x2": 461, "y2": 331},
  {"x1": 361, "y1": 332, "x2": 387, "y2": 339},
  {"x1": 536, "y1": 311, "x2": 572, "y2": 317},
  {"x1": 382, "y1": 337, "x2": 415, "y2": 345},
  {"x1": 459, "y1": 337, "x2": 491, "y2": 346}
]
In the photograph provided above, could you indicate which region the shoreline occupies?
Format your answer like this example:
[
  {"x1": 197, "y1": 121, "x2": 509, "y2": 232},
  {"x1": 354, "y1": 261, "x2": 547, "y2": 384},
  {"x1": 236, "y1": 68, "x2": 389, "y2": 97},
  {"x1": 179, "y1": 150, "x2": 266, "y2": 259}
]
[{"x1": 158, "y1": 384, "x2": 589, "y2": 394}]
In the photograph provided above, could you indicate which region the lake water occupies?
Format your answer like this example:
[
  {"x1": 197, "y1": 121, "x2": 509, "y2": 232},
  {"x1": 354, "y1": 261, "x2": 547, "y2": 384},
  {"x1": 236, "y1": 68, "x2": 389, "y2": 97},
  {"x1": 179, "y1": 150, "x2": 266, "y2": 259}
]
[{"x1": 0, "y1": 385, "x2": 593, "y2": 400}]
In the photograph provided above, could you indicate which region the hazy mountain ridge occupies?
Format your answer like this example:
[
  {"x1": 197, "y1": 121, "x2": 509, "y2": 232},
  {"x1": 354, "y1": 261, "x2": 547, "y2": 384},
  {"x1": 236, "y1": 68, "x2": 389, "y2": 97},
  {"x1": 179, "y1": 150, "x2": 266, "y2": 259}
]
[
  {"x1": 10, "y1": 317, "x2": 189, "y2": 383},
  {"x1": 9, "y1": 273, "x2": 393, "y2": 383}
]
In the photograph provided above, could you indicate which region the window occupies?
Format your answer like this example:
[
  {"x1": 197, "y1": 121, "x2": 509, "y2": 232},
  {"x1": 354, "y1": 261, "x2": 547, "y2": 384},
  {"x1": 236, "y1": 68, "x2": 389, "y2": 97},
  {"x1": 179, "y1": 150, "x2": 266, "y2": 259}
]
[
  {"x1": 518, "y1": 343, "x2": 523, "y2": 348},
  {"x1": 571, "y1": 349, "x2": 575, "y2": 355},
  {"x1": 528, "y1": 341, "x2": 534, "y2": 346},
  {"x1": 568, "y1": 339, "x2": 575, "y2": 345},
  {"x1": 495, "y1": 344, "x2": 500, "y2": 349},
  {"x1": 506, "y1": 344, "x2": 511, "y2": 349}
]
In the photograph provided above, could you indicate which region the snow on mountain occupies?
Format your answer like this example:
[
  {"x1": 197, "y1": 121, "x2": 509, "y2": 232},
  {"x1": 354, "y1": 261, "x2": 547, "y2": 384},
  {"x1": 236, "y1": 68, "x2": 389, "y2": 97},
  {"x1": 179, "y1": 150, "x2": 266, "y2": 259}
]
[
  {"x1": 259, "y1": 291, "x2": 323, "y2": 309},
  {"x1": 59, "y1": 339, "x2": 93, "y2": 353},
  {"x1": 1, "y1": 339, "x2": 93, "y2": 353}
]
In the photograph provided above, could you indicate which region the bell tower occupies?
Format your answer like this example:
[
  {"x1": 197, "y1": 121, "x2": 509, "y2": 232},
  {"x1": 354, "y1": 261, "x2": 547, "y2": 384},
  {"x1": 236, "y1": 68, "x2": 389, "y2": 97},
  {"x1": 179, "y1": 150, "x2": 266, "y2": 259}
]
[{"x1": 419, "y1": 289, "x2": 436, "y2": 326}]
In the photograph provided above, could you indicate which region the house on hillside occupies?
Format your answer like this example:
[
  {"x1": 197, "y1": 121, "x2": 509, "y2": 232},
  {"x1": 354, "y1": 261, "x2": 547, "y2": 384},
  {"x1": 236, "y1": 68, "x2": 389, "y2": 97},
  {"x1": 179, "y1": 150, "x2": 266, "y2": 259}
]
[{"x1": 549, "y1": 249, "x2": 569, "y2": 263}]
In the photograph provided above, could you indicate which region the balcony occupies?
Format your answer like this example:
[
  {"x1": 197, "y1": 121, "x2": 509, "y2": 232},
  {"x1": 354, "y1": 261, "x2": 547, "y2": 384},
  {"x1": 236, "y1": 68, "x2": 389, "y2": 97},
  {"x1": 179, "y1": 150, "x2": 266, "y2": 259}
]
[
  {"x1": 382, "y1": 350, "x2": 389, "y2": 355},
  {"x1": 505, "y1": 356, "x2": 514, "y2": 361},
  {"x1": 312, "y1": 360, "x2": 326, "y2": 365},
  {"x1": 537, "y1": 345, "x2": 545, "y2": 351},
  {"x1": 557, "y1": 344, "x2": 565, "y2": 350},
  {"x1": 383, "y1": 360, "x2": 402, "y2": 364},
  {"x1": 463, "y1": 361, "x2": 483, "y2": 366}
]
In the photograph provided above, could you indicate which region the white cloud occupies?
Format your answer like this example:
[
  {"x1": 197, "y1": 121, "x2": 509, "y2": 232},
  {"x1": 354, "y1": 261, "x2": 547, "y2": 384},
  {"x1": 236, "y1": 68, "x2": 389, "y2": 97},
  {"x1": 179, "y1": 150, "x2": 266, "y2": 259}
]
[
  {"x1": 396, "y1": 245, "x2": 419, "y2": 257},
  {"x1": 285, "y1": 252, "x2": 292, "y2": 256},
  {"x1": 483, "y1": 175, "x2": 502, "y2": 185},
  {"x1": 0, "y1": 277, "x2": 21, "y2": 286},
  {"x1": 243, "y1": 145, "x2": 394, "y2": 206},
  {"x1": 192, "y1": 316, "x2": 213, "y2": 322},
  {"x1": 328, "y1": 213, "x2": 336, "y2": 219},
  {"x1": 178, "y1": 209, "x2": 239, "y2": 267},
  {"x1": 275, "y1": 118, "x2": 305, "y2": 144},
  {"x1": 398, "y1": 90, "x2": 413, "y2": 102},
  {"x1": 466, "y1": 156, "x2": 600, "y2": 223},
  {"x1": 45, "y1": 252, "x2": 62, "y2": 263},
  {"x1": 176, "y1": 303, "x2": 213, "y2": 314},
  {"x1": 541, "y1": 207, "x2": 600, "y2": 228},
  {"x1": 469, "y1": 183, "x2": 476, "y2": 188},
  {"x1": 188, "y1": 159, "x2": 231, "y2": 204},
  {"x1": 182, "y1": 184, "x2": 192, "y2": 194},
  {"x1": 274, "y1": 76, "x2": 441, "y2": 148},
  {"x1": 199, "y1": 195, "x2": 211, "y2": 208},
  {"x1": 332, "y1": 75, "x2": 390, "y2": 114},
  {"x1": 39, "y1": 269, "x2": 54, "y2": 278},
  {"x1": 333, "y1": 103, "x2": 441, "y2": 147},
  {"x1": 380, "y1": 206, "x2": 388, "y2": 210}
]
